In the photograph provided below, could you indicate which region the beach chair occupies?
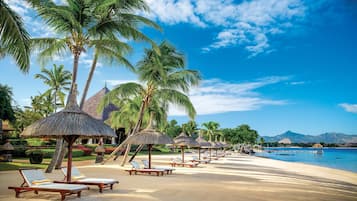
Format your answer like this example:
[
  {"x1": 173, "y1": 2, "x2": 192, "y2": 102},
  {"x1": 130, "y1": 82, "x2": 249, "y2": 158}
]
[
  {"x1": 190, "y1": 156, "x2": 210, "y2": 164},
  {"x1": 8, "y1": 169, "x2": 88, "y2": 201},
  {"x1": 141, "y1": 159, "x2": 175, "y2": 174},
  {"x1": 57, "y1": 167, "x2": 119, "y2": 193},
  {"x1": 125, "y1": 161, "x2": 165, "y2": 176},
  {"x1": 169, "y1": 157, "x2": 199, "y2": 168}
]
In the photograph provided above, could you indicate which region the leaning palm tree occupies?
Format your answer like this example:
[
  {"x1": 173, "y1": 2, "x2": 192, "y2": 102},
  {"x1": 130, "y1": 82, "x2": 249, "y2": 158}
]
[
  {"x1": 0, "y1": 0, "x2": 30, "y2": 72},
  {"x1": 103, "y1": 42, "x2": 201, "y2": 165},
  {"x1": 34, "y1": 64, "x2": 72, "y2": 112}
]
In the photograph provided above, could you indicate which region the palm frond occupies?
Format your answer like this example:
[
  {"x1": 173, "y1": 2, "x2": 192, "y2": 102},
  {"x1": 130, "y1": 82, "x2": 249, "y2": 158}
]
[
  {"x1": 155, "y1": 89, "x2": 196, "y2": 119},
  {"x1": 0, "y1": 0, "x2": 30, "y2": 72}
]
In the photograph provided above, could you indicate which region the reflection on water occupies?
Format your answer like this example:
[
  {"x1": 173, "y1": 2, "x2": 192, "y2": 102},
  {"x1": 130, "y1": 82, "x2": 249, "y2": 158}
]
[{"x1": 255, "y1": 148, "x2": 357, "y2": 172}]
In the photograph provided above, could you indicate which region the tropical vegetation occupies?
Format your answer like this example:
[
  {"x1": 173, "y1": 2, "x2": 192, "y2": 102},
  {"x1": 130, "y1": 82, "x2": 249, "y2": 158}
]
[{"x1": 100, "y1": 41, "x2": 201, "y2": 165}]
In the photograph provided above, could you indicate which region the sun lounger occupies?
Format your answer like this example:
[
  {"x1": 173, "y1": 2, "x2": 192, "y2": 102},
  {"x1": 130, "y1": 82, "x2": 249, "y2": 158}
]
[
  {"x1": 141, "y1": 159, "x2": 175, "y2": 174},
  {"x1": 56, "y1": 167, "x2": 119, "y2": 193},
  {"x1": 125, "y1": 161, "x2": 165, "y2": 176},
  {"x1": 8, "y1": 169, "x2": 88, "y2": 201},
  {"x1": 190, "y1": 156, "x2": 210, "y2": 164},
  {"x1": 169, "y1": 158, "x2": 199, "y2": 168}
]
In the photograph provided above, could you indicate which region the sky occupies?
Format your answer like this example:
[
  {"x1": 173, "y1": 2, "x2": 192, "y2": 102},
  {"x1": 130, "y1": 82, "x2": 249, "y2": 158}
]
[{"x1": 1, "y1": 0, "x2": 357, "y2": 136}]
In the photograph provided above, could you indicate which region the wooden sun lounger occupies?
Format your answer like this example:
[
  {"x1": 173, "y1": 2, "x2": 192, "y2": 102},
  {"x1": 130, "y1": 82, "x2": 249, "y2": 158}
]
[
  {"x1": 169, "y1": 161, "x2": 199, "y2": 168},
  {"x1": 8, "y1": 169, "x2": 88, "y2": 201},
  {"x1": 141, "y1": 160, "x2": 175, "y2": 174},
  {"x1": 125, "y1": 169, "x2": 165, "y2": 176},
  {"x1": 56, "y1": 167, "x2": 119, "y2": 193},
  {"x1": 125, "y1": 161, "x2": 165, "y2": 176}
]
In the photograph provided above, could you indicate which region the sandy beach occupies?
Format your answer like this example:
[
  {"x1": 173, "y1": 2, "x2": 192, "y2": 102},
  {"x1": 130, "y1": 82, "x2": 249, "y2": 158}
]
[{"x1": 1, "y1": 153, "x2": 356, "y2": 201}]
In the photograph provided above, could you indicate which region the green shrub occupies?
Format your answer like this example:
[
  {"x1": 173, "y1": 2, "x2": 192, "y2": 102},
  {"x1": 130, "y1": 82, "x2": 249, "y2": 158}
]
[{"x1": 8, "y1": 139, "x2": 28, "y2": 146}]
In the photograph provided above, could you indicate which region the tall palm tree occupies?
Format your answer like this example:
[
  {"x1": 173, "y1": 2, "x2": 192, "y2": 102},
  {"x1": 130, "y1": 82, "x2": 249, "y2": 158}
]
[
  {"x1": 0, "y1": 0, "x2": 30, "y2": 72},
  {"x1": 34, "y1": 64, "x2": 72, "y2": 112},
  {"x1": 28, "y1": 0, "x2": 160, "y2": 171},
  {"x1": 79, "y1": 0, "x2": 161, "y2": 108},
  {"x1": 103, "y1": 42, "x2": 201, "y2": 165}
]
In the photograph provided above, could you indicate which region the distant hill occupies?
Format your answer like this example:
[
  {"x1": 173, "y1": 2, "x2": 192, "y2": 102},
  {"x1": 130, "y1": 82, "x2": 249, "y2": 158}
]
[{"x1": 263, "y1": 131, "x2": 357, "y2": 144}]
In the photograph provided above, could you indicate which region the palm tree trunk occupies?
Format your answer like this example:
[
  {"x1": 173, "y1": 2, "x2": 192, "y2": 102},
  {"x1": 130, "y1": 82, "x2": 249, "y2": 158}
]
[
  {"x1": 45, "y1": 138, "x2": 63, "y2": 173},
  {"x1": 55, "y1": 141, "x2": 67, "y2": 169},
  {"x1": 119, "y1": 98, "x2": 148, "y2": 166},
  {"x1": 69, "y1": 53, "x2": 80, "y2": 97},
  {"x1": 104, "y1": 97, "x2": 148, "y2": 165},
  {"x1": 80, "y1": 51, "x2": 98, "y2": 109},
  {"x1": 51, "y1": 52, "x2": 80, "y2": 171}
]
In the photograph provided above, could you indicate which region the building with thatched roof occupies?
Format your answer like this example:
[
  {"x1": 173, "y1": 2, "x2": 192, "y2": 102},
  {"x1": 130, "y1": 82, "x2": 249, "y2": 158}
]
[
  {"x1": 82, "y1": 86, "x2": 122, "y2": 144},
  {"x1": 82, "y1": 86, "x2": 117, "y2": 121},
  {"x1": 278, "y1": 138, "x2": 292, "y2": 144}
]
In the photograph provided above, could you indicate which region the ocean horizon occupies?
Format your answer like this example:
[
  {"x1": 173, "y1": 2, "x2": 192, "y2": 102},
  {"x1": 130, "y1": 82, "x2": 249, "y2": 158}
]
[{"x1": 255, "y1": 147, "x2": 357, "y2": 173}]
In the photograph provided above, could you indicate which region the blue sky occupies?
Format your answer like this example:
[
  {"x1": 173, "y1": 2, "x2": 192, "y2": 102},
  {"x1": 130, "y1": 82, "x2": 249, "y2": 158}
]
[{"x1": 1, "y1": 0, "x2": 357, "y2": 136}]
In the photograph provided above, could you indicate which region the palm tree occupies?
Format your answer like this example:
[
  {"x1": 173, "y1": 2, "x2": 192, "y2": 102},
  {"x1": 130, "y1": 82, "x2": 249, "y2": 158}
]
[
  {"x1": 28, "y1": 0, "x2": 161, "y2": 170},
  {"x1": 28, "y1": 0, "x2": 160, "y2": 171},
  {"x1": 34, "y1": 64, "x2": 72, "y2": 112},
  {"x1": 201, "y1": 121, "x2": 220, "y2": 142},
  {"x1": 103, "y1": 42, "x2": 201, "y2": 165},
  {"x1": 79, "y1": 0, "x2": 161, "y2": 108},
  {"x1": 0, "y1": 0, "x2": 30, "y2": 72}
]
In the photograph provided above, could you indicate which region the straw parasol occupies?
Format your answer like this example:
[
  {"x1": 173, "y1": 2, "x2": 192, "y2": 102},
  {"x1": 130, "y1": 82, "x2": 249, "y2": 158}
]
[
  {"x1": 312, "y1": 143, "x2": 323, "y2": 148},
  {"x1": 195, "y1": 135, "x2": 211, "y2": 160},
  {"x1": 21, "y1": 85, "x2": 115, "y2": 182},
  {"x1": 125, "y1": 127, "x2": 173, "y2": 169},
  {"x1": 173, "y1": 132, "x2": 199, "y2": 162}
]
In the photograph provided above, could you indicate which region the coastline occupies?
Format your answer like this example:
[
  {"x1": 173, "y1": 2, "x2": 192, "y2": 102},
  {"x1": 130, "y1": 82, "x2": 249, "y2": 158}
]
[{"x1": 1, "y1": 153, "x2": 356, "y2": 201}]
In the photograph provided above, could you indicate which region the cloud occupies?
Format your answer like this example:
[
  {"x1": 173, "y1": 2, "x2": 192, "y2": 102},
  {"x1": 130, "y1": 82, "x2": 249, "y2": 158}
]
[
  {"x1": 169, "y1": 76, "x2": 289, "y2": 116},
  {"x1": 339, "y1": 103, "x2": 357, "y2": 114},
  {"x1": 144, "y1": 0, "x2": 306, "y2": 57},
  {"x1": 105, "y1": 80, "x2": 141, "y2": 87}
]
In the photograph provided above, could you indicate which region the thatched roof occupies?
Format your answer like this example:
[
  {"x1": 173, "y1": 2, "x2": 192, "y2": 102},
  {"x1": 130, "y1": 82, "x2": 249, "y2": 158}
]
[
  {"x1": 126, "y1": 128, "x2": 173, "y2": 145},
  {"x1": 174, "y1": 132, "x2": 200, "y2": 147},
  {"x1": 312, "y1": 143, "x2": 323, "y2": 148},
  {"x1": 195, "y1": 135, "x2": 211, "y2": 147},
  {"x1": 82, "y1": 86, "x2": 117, "y2": 121},
  {"x1": 21, "y1": 86, "x2": 115, "y2": 139}
]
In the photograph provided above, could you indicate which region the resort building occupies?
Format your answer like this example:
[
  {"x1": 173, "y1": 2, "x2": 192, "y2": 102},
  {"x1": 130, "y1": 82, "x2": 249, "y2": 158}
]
[{"x1": 82, "y1": 86, "x2": 124, "y2": 144}]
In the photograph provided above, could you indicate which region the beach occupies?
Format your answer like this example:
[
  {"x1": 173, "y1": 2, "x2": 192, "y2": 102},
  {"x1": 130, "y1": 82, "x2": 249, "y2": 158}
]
[{"x1": 1, "y1": 153, "x2": 356, "y2": 201}]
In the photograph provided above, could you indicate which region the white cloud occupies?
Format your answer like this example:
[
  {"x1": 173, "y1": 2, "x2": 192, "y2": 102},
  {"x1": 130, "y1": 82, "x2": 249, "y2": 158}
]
[
  {"x1": 144, "y1": 0, "x2": 206, "y2": 27},
  {"x1": 105, "y1": 80, "x2": 141, "y2": 87},
  {"x1": 144, "y1": 0, "x2": 306, "y2": 57},
  {"x1": 169, "y1": 76, "x2": 289, "y2": 116},
  {"x1": 339, "y1": 103, "x2": 357, "y2": 114}
]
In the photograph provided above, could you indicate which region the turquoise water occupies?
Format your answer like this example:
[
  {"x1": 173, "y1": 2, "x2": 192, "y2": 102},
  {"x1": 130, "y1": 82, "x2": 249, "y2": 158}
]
[{"x1": 255, "y1": 147, "x2": 357, "y2": 172}]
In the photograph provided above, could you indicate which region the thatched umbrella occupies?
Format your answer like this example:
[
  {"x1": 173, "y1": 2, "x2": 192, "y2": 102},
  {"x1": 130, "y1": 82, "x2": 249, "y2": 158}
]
[
  {"x1": 125, "y1": 127, "x2": 173, "y2": 169},
  {"x1": 195, "y1": 135, "x2": 211, "y2": 160},
  {"x1": 173, "y1": 132, "x2": 199, "y2": 163},
  {"x1": 312, "y1": 143, "x2": 323, "y2": 148},
  {"x1": 21, "y1": 86, "x2": 115, "y2": 182}
]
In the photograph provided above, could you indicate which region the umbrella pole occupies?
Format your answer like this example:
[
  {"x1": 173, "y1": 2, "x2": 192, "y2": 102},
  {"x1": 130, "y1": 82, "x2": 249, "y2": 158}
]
[
  {"x1": 210, "y1": 148, "x2": 212, "y2": 160},
  {"x1": 64, "y1": 136, "x2": 78, "y2": 182},
  {"x1": 181, "y1": 146, "x2": 184, "y2": 163},
  {"x1": 148, "y1": 144, "x2": 152, "y2": 169}
]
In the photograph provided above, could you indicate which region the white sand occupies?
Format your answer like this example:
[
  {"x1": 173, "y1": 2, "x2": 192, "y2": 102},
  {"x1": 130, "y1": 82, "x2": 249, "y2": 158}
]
[{"x1": 1, "y1": 153, "x2": 356, "y2": 201}]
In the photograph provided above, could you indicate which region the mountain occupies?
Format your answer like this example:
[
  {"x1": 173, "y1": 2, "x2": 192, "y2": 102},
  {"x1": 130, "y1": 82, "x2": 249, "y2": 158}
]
[{"x1": 263, "y1": 131, "x2": 357, "y2": 144}]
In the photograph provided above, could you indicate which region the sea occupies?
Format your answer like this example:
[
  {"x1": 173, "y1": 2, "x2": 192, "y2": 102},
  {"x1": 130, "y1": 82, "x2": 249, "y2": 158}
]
[{"x1": 254, "y1": 147, "x2": 357, "y2": 173}]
